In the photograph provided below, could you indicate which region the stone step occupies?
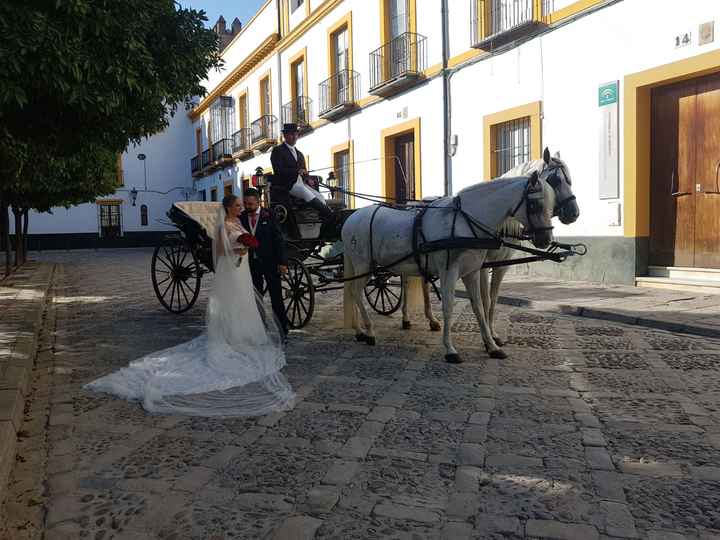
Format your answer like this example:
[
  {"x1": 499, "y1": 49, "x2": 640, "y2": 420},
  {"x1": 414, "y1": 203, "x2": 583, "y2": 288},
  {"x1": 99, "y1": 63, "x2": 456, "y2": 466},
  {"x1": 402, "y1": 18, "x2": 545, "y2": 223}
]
[
  {"x1": 636, "y1": 276, "x2": 720, "y2": 295},
  {"x1": 648, "y1": 265, "x2": 720, "y2": 281}
]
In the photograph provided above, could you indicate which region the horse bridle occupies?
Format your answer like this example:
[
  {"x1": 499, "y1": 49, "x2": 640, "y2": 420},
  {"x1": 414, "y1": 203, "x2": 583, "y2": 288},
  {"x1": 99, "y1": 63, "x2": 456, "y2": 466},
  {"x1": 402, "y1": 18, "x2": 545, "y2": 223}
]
[
  {"x1": 541, "y1": 162, "x2": 576, "y2": 217},
  {"x1": 509, "y1": 172, "x2": 554, "y2": 235}
]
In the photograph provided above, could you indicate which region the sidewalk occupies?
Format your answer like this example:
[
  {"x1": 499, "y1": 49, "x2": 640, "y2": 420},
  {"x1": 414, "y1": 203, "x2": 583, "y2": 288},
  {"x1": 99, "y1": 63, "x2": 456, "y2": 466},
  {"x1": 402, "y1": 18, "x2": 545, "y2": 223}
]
[
  {"x1": 0, "y1": 262, "x2": 55, "y2": 507},
  {"x1": 459, "y1": 277, "x2": 720, "y2": 338}
]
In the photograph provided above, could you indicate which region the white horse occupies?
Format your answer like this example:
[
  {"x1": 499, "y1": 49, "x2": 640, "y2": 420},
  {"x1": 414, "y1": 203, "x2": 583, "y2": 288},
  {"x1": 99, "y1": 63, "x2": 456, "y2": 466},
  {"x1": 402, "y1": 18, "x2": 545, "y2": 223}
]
[
  {"x1": 342, "y1": 171, "x2": 556, "y2": 363},
  {"x1": 396, "y1": 149, "x2": 580, "y2": 346}
]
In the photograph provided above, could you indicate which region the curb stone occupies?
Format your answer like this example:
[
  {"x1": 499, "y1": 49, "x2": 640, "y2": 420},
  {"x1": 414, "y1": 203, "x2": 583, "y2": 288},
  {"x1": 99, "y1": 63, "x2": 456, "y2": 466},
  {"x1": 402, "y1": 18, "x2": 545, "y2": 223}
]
[
  {"x1": 455, "y1": 290, "x2": 720, "y2": 339},
  {"x1": 0, "y1": 263, "x2": 55, "y2": 512}
]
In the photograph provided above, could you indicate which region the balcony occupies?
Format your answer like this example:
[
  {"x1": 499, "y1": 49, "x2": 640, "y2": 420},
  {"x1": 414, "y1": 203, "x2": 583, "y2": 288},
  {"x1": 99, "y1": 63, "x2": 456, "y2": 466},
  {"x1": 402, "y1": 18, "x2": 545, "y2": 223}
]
[
  {"x1": 211, "y1": 138, "x2": 233, "y2": 166},
  {"x1": 369, "y1": 32, "x2": 427, "y2": 97},
  {"x1": 471, "y1": 0, "x2": 551, "y2": 48},
  {"x1": 251, "y1": 115, "x2": 278, "y2": 152},
  {"x1": 319, "y1": 70, "x2": 360, "y2": 121},
  {"x1": 201, "y1": 148, "x2": 212, "y2": 170},
  {"x1": 232, "y1": 128, "x2": 253, "y2": 161},
  {"x1": 282, "y1": 96, "x2": 313, "y2": 133},
  {"x1": 191, "y1": 155, "x2": 201, "y2": 177}
]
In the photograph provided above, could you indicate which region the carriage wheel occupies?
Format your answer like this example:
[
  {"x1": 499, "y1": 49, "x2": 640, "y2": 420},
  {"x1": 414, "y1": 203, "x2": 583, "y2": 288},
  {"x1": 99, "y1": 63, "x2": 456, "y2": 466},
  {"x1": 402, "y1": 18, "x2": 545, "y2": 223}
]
[
  {"x1": 152, "y1": 242, "x2": 202, "y2": 314},
  {"x1": 281, "y1": 258, "x2": 315, "y2": 329},
  {"x1": 365, "y1": 272, "x2": 402, "y2": 316}
]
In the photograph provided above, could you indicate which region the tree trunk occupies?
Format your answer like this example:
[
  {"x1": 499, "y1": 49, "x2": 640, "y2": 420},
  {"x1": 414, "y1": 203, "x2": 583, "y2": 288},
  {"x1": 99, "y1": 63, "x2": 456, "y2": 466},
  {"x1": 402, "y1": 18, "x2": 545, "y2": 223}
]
[
  {"x1": 22, "y1": 208, "x2": 29, "y2": 264},
  {"x1": 0, "y1": 196, "x2": 9, "y2": 277},
  {"x1": 12, "y1": 206, "x2": 21, "y2": 267}
]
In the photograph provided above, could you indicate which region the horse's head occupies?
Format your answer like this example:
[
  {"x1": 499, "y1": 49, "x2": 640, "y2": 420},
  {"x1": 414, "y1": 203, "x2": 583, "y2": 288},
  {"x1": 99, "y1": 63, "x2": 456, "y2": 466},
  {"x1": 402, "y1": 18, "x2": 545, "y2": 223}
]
[
  {"x1": 519, "y1": 171, "x2": 555, "y2": 250},
  {"x1": 540, "y1": 147, "x2": 580, "y2": 225}
]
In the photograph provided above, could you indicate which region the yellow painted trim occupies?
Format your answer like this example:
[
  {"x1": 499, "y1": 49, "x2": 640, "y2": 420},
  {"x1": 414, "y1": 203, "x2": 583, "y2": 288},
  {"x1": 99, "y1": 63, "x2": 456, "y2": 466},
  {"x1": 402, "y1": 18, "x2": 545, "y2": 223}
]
[
  {"x1": 423, "y1": 62, "x2": 443, "y2": 78},
  {"x1": 448, "y1": 49, "x2": 484, "y2": 69},
  {"x1": 116, "y1": 154, "x2": 124, "y2": 187},
  {"x1": 305, "y1": 0, "x2": 311, "y2": 17},
  {"x1": 623, "y1": 49, "x2": 720, "y2": 239},
  {"x1": 327, "y1": 12, "x2": 354, "y2": 107},
  {"x1": 357, "y1": 95, "x2": 382, "y2": 108},
  {"x1": 96, "y1": 199, "x2": 123, "y2": 205},
  {"x1": 379, "y1": 0, "x2": 417, "y2": 79},
  {"x1": 221, "y1": 0, "x2": 274, "y2": 53},
  {"x1": 278, "y1": 0, "x2": 343, "y2": 52},
  {"x1": 331, "y1": 140, "x2": 355, "y2": 208},
  {"x1": 380, "y1": 117, "x2": 422, "y2": 200},
  {"x1": 483, "y1": 101, "x2": 542, "y2": 180},
  {"x1": 548, "y1": 0, "x2": 606, "y2": 24},
  {"x1": 189, "y1": 33, "x2": 279, "y2": 120}
]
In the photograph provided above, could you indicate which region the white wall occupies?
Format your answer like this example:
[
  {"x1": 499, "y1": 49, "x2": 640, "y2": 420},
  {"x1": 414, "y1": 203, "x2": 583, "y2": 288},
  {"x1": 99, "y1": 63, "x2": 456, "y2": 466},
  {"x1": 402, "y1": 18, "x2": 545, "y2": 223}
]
[{"x1": 450, "y1": 0, "x2": 720, "y2": 238}]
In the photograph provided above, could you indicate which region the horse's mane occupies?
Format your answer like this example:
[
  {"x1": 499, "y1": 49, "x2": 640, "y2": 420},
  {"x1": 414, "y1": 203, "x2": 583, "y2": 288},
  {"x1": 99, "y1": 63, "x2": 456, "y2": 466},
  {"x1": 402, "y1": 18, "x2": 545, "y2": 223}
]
[
  {"x1": 498, "y1": 217, "x2": 524, "y2": 237},
  {"x1": 457, "y1": 175, "x2": 527, "y2": 196},
  {"x1": 500, "y1": 159, "x2": 546, "y2": 178}
]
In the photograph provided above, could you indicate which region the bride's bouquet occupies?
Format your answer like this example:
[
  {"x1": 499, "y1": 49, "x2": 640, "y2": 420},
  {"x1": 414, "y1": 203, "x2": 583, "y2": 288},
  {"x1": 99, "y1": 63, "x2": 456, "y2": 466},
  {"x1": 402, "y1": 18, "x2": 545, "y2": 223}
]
[{"x1": 236, "y1": 233, "x2": 259, "y2": 267}]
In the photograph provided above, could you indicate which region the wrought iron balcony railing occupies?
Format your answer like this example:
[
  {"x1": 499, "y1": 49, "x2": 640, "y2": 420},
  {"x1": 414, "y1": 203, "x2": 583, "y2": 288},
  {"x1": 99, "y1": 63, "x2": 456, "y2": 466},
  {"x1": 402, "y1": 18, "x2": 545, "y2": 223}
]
[
  {"x1": 370, "y1": 32, "x2": 427, "y2": 93},
  {"x1": 201, "y1": 148, "x2": 212, "y2": 169},
  {"x1": 232, "y1": 128, "x2": 252, "y2": 157},
  {"x1": 251, "y1": 115, "x2": 278, "y2": 147},
  {"x1": 282, "y1": 96, "x2": 313, "y2": 130},
  {"x1": 319, "y1": 70, "x2": 360, "y2": 118},
  {"x1": 190, "y1": 155, "x2": 201, "y2": 174},
  {"x1": 211, "y1": 138, "x2": 233, "y2": 162},
  {"x1": 471, "y1": 0, "x2": 552, "y2": 47}
]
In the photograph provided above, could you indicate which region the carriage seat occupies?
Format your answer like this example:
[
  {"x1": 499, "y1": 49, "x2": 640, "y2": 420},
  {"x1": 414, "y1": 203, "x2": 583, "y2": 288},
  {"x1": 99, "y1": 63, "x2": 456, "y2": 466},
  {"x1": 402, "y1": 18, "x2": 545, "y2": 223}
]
[{"x1": 173, "y1": 202, "x2": 222, "y2": 240}]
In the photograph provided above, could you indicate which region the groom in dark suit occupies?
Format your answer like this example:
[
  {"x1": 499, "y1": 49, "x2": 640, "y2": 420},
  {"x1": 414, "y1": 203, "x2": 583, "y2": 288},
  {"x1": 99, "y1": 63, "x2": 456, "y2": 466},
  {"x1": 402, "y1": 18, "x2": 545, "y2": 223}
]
[{"x1": 240, "y1": 188, "x2": 289, "y2": 337}]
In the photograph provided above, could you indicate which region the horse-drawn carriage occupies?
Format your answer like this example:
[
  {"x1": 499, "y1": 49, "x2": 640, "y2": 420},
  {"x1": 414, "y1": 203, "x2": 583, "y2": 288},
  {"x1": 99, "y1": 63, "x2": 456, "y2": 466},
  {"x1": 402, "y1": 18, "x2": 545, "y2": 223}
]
[
  {"x1": 151, "y1": 154, "x2": 587, "y2": 358},
  {"x1": 151, "y1": 169, "x2": 403, "y2": 328}
]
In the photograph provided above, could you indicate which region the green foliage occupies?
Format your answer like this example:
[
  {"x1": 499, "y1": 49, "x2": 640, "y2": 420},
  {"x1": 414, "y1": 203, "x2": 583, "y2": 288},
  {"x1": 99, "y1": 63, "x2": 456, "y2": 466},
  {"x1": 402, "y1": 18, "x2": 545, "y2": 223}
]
[{"x1": 0, "y1": 0, "x2": 222, "y2": 210}]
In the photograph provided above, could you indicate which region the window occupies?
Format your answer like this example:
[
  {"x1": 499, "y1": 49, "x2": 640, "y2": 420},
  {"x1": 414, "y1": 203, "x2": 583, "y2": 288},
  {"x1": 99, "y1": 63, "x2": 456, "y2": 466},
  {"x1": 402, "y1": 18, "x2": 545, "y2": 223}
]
[
  {"x1": 238, "y1": 92, "x2": 248, "y2": 128},
  {"x1": 195, "y1": 128, "x2": 203, "y2": 156},
  {"x1": 140, "y1": 204, "x2": 148, "y2": 226},
  {"x1": 389, "y1": 0, "x2": 409, "y2": 39},
  {"x1": 200, "y1": 189, "x2": 207, "y2": 201},
  {"x1": 333, "y1": 148, "x2": 352, "y2": 207},
  {"x1": 332, "y1": 25, "x2": 350, "y2": 103},
  {"x1": 492, "y1": 117, "x2": 531, "y2": 177},
  {"x1": 292, "y1": 59, "x2": 305, "y2": 101},
  {"x1": 210, "y1": 187, "x2": 218, "y2": 201},
  {"x1": 224, "y1": 183, "x2": 233, "y2": 197},
  {"x1": 260, "y1": 75, "x2": 271, "y2": 116},
  {"x1": 290, "y1": 52, "x2": 308, "y2": 124},
  {"x1": 290, "y1": 0, "x2": 304, "y2": 13},
  {"x1": 97, "y1": 202, "x2": 122, "y2": 238},
  {"x1": 210, "y1": 96, "x2": 235, "y2": 143}
]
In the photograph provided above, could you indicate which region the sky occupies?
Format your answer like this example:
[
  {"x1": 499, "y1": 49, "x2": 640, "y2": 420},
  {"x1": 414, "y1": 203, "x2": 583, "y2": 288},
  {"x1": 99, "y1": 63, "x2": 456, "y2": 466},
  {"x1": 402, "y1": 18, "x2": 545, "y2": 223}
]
[{"x1": 179, "y1": 0, "x2": 268, "y2": 29}]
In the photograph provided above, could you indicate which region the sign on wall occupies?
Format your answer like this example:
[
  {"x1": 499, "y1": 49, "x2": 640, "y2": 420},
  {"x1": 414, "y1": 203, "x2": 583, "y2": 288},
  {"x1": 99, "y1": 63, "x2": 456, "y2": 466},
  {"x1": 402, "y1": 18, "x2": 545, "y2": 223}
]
[{"x1": 598, "y1": 81, "x2": 619, "y2": 200}]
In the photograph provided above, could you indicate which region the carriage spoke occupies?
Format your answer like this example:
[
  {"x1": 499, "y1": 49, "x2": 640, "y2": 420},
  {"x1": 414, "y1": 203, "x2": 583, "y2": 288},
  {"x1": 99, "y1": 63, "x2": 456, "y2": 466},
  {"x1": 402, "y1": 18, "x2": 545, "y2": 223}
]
[
  {"x1": 178, "y1": 279, "x2": 191, "y2": 306},
  {"x1": 385, "y1": 287, "x2": 400, "y2": 302},
  {"x1": 164, "y1": 246, "x2": 178, "y2": 268},
  {"x1": 296, "y1": 296, "x2": 309, "y2": 319},
  {"x1": 168, "y1": 280, "x2": 177, "y2": 311},
  {"x1": 156, "y1": 276, "x2": 171, "y2": 287},
  {"x1": 161, "y1": 278, "x2": 174, "y2": 302},
  {"x1": 156, "y1": 253, "x2": 175, "y2": 273}
]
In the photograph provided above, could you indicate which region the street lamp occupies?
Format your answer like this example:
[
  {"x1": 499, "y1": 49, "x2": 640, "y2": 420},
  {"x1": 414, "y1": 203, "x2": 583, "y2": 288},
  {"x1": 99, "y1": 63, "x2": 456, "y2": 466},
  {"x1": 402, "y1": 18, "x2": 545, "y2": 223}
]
[
  {"x1": 137, "y1": 153, "x2": 148, "y2": 191},
  {"x1": 129, "y1": 187, "x2": 138, "y2": 206}
]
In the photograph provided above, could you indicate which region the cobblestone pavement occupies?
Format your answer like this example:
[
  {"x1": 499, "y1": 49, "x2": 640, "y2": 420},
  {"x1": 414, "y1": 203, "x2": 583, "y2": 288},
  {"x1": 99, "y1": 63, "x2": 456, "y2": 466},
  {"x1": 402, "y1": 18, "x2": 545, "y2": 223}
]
[{"x1": 3, "y1": 249, "x2": 720, "y2": 540}]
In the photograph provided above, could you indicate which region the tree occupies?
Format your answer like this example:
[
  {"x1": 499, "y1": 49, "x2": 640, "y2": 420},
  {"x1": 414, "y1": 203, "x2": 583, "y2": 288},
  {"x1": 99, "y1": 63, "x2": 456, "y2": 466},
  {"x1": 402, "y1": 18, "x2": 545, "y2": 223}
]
[{"x1": 0, "y1": 0, "x2": 222, "y2": 273}]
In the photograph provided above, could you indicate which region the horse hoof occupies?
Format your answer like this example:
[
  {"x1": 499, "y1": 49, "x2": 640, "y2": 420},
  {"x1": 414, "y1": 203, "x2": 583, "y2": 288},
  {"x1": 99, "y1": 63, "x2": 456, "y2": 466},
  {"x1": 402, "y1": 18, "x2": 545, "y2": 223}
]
[
  {"x1": 445, "y1": 354, "x2": 463, "y2": 364},
  {"x1": 429, "y1": 321, "x2": 441, "y2": 332},
  {"x1": 355, "y1": 333, "x2": 367, "y2": 343},
  {"x1": 493, "y1": 337, "x2": 505, "y2": 347},
  {"x1": 489, "y1": 349, "x2": 508, "y2": 360},
  {"x1": 366, "y1": 336, "x2": 376, "y2": 346},
  {"x1": 402, "y1": 320, "x2": 412, "y2": 330}
]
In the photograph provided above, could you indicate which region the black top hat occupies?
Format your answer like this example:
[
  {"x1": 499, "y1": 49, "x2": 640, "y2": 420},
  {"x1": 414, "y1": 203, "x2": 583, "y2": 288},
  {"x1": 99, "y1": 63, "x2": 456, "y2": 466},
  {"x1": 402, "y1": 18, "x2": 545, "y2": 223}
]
[{"x1": 281, "y1": 123, "x2": 299, "y2": 134}]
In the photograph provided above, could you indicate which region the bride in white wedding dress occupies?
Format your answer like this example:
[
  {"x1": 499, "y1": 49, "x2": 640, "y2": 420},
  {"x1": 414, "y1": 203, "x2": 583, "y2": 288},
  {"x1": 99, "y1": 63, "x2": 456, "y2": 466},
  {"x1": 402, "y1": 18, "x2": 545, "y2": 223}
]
[{"x1": 85, "y1": 195, "x2": 295, "y2": 417}]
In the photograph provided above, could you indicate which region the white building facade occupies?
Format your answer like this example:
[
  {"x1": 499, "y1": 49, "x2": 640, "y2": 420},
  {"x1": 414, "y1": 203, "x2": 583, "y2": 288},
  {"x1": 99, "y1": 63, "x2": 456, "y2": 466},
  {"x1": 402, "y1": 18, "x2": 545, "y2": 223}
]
[{"x1": 22, "y1": 0, "x2": 720, "y2": 285}]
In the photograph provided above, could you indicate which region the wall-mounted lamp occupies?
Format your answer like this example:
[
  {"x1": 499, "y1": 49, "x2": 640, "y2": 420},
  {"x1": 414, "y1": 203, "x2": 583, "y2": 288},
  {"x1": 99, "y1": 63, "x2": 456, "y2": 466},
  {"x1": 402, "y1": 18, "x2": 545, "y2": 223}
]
[{"x1": 130, "y1": 187, "x2": 138, "y2": 207}]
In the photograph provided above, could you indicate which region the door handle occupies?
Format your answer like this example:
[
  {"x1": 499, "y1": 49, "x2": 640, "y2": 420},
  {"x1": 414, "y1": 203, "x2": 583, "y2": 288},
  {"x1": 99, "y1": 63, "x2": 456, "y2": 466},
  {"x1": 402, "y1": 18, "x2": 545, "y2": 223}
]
[{"x1": 671, "y1": 168, "x2": 691, "y2": 197}]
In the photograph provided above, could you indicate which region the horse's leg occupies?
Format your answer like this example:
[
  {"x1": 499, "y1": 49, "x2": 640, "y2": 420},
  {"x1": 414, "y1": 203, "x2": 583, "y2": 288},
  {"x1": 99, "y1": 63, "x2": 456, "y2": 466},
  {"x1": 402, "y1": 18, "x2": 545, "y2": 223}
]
[
  {"x1": 489, "y1": 266, "x2": 508, "y2": 346},
  {"x1": 439, "y1": 265, "x2": 462, "y2": 363},
  {"x1": 479, "y1": 268, "x2": 491, "y2": 322},
  {"x1": 352, "y1": 274, "x2": 376, "y2": 346},
  {"x1": 401, "y1": 275, "x2": 412, "y2": 330},
  {"x1": 422, "y1": 280, "x2": 441, "y2": 331},
  {"x1": 462, "y1": 272, "x2": 507, "y2": 360}
]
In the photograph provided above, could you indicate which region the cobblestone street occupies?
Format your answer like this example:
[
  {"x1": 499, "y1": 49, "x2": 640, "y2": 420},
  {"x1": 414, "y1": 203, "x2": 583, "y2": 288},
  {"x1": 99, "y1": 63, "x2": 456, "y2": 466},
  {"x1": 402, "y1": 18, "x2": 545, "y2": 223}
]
[{"x1": 2, "y1": 249, "x2": 720, "y2": 540}]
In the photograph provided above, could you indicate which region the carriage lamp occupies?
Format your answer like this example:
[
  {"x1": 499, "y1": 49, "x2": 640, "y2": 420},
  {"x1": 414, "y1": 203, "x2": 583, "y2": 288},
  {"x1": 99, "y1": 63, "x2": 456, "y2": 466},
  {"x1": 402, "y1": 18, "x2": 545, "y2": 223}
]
[
  {"x1": 129, "y1": 187, "x2": 138, "y2": 207},
  {"x1": 327, "y1": 171, "x2": 337, "y2": 198},
  {"x1": 252, "y1": 166, "x2": 266, "y2": 188}
]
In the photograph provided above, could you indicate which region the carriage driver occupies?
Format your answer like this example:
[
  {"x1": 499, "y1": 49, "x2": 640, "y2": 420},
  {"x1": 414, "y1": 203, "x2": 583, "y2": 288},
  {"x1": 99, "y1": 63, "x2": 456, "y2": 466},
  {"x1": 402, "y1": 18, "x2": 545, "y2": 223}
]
[{"x1": 270, "y1": 123, "x2": 335, "y2": 224}]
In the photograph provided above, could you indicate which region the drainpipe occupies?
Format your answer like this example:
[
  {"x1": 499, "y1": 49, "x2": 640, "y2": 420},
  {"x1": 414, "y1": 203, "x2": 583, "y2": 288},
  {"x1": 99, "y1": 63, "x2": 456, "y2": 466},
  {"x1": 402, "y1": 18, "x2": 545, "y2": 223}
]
[{"x1": 441, "y1": 0, "x2": 452, "y2": 196}]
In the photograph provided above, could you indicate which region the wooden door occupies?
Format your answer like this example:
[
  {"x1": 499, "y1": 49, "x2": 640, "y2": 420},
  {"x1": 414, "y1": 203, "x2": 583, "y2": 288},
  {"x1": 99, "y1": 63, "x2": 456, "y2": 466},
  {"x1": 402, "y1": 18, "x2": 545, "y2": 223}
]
[
  {"x1": 394, "y1": 133, "x2": 415, "y2": 203},
  {"x1": 694, "y1": 74, "x2": 720, "y2": 268},
  {"x1": 651, "y1": 73, "x2": 720, "y2": 268}
]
